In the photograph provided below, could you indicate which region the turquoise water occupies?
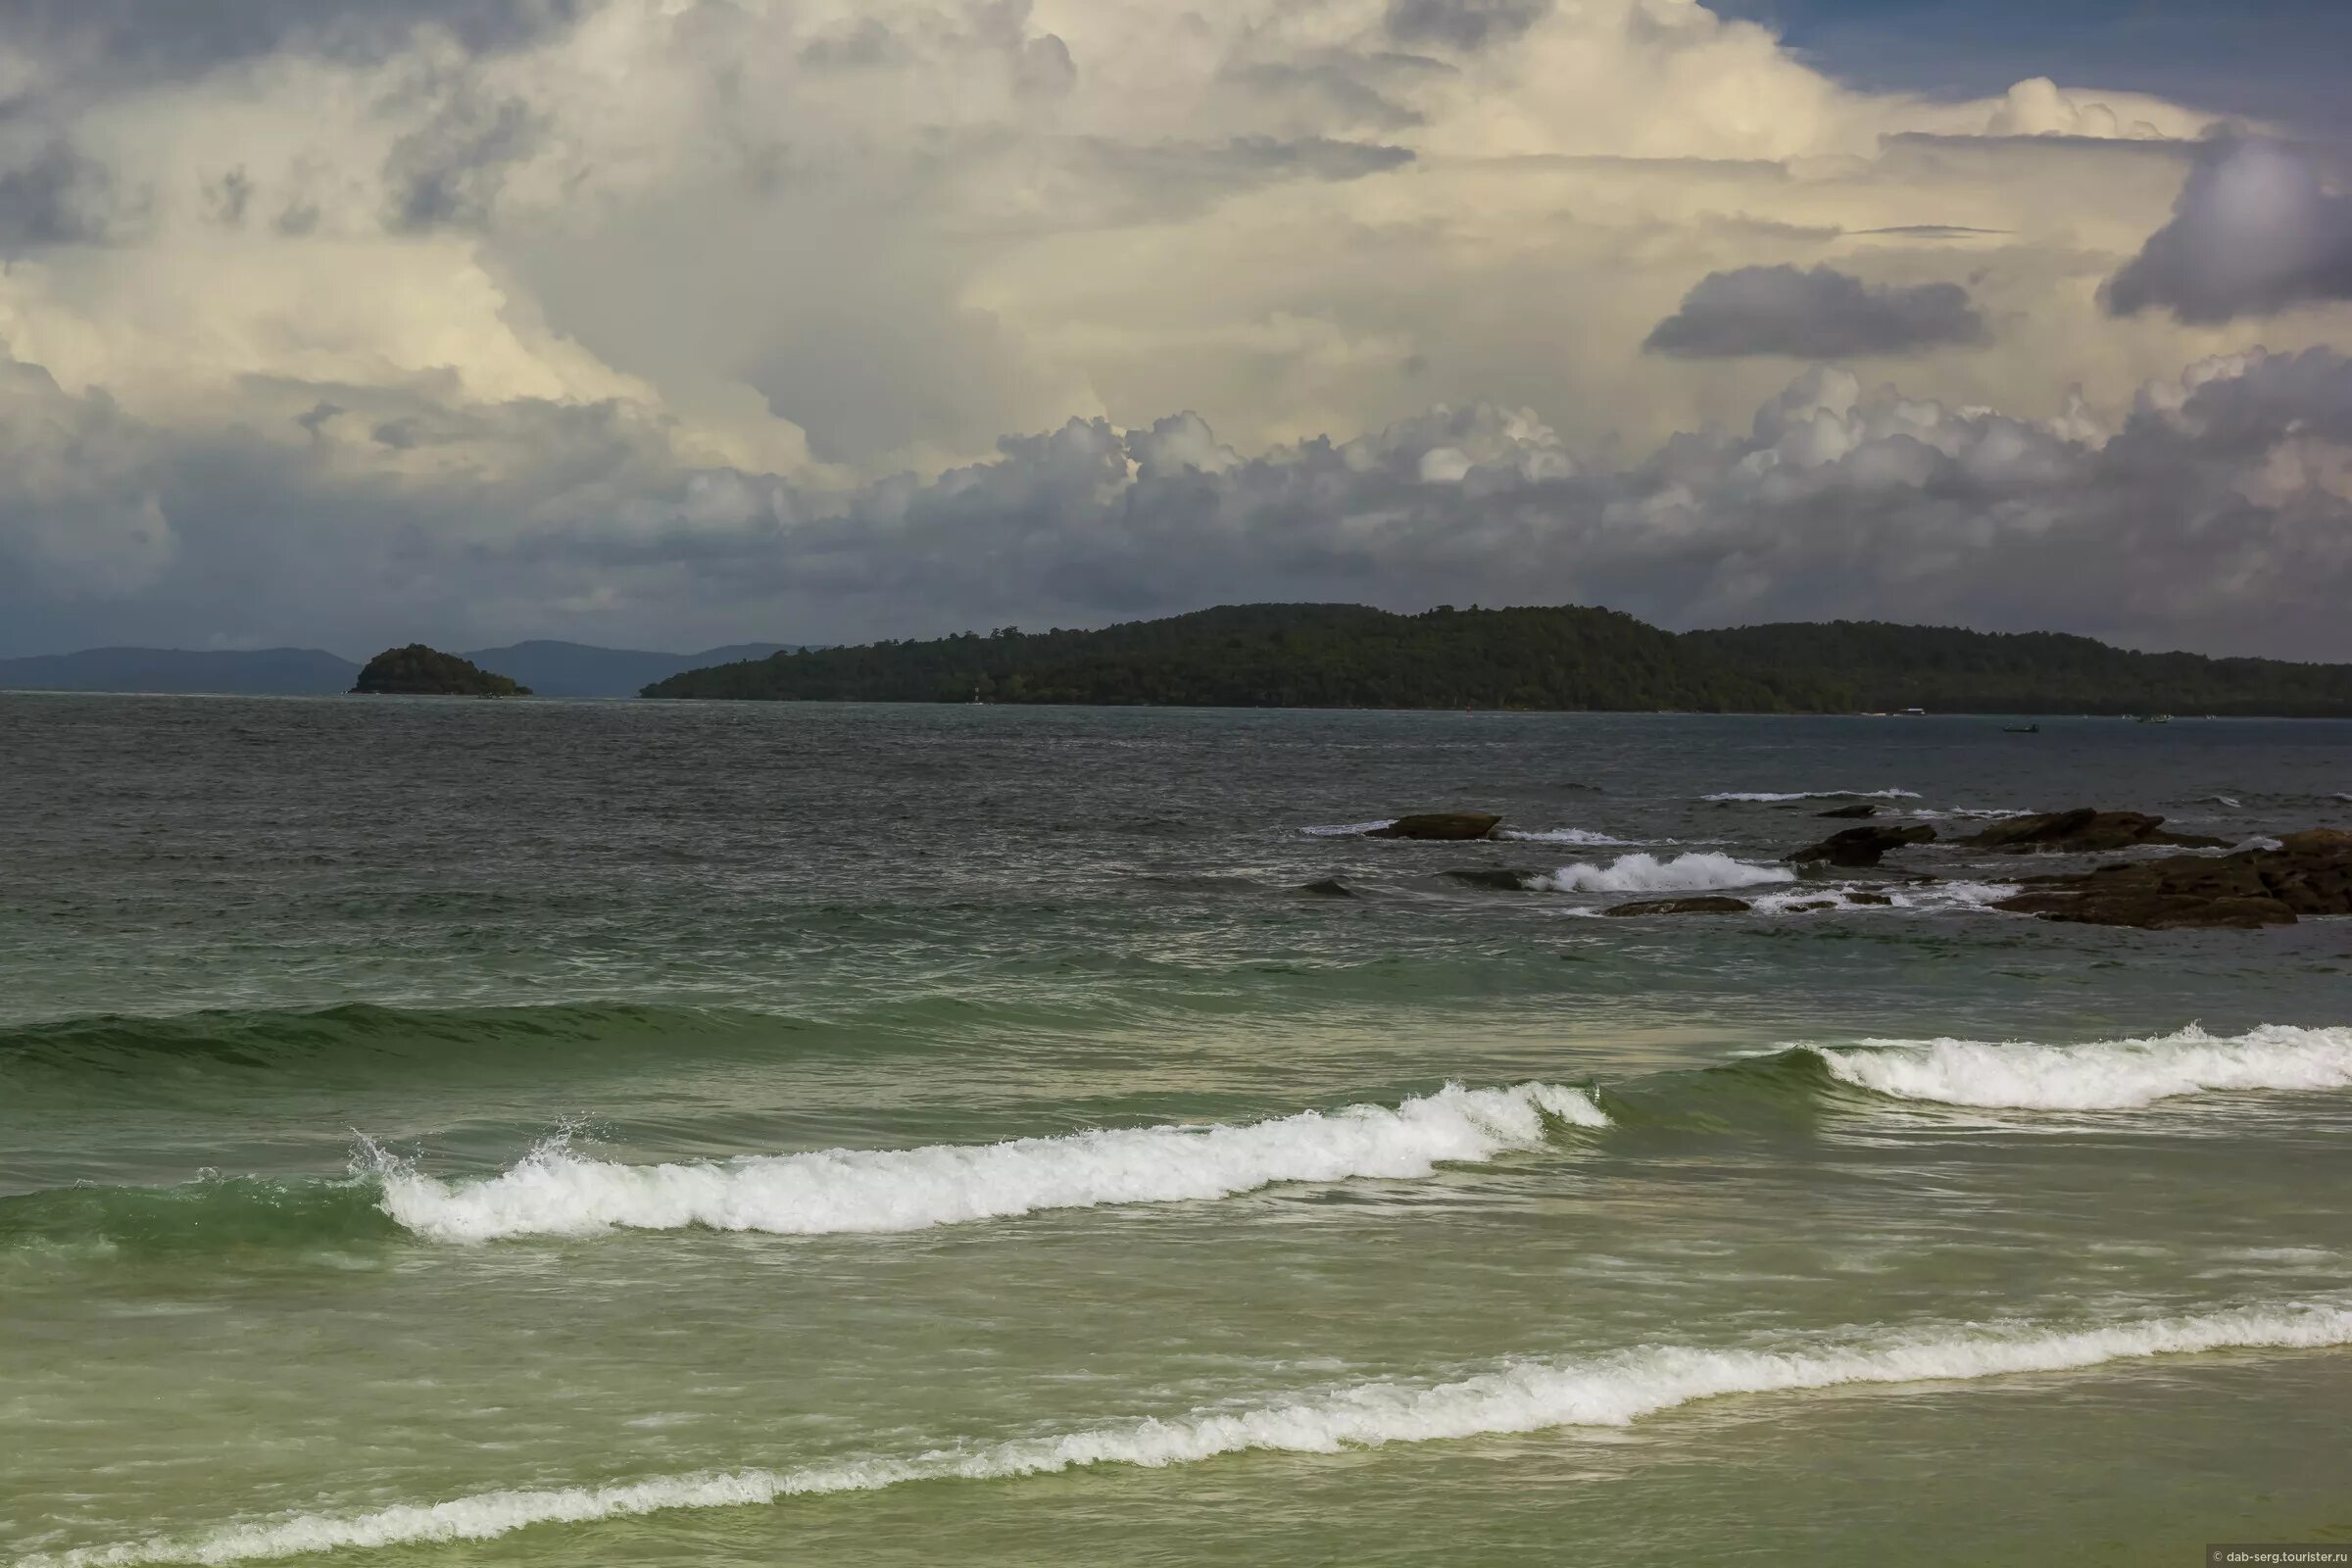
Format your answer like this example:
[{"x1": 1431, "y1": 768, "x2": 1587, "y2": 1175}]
[{"x1": 3, "y1": 697, "x2": 2350, "y2": 1564}]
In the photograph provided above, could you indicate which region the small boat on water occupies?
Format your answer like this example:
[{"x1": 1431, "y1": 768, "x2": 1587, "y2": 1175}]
[{"x1": 2004, "y1": 723, "x2": 2039, "y2": 734}]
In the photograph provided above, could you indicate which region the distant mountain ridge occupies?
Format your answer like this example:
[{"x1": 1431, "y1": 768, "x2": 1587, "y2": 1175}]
[
  {"x1": 642, "y1": 605, "x2": 2352, "y2": 716},
  {"x1": 1, "y1": 640, "x2": 799, "y2": 698}
]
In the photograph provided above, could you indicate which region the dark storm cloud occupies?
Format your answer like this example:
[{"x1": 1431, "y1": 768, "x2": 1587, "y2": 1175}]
[
  {"x1": 18, "y1": 344, "x2": 2352, "y2": 661},
  {"x1": 1383, "y1": 0, "x2": 1550, "y2": 50},
  {"x1": 1642, "y1": 265, "x2": 1989, "y2": 359},
  {"x1": 0, "y1": 142, "x2": 134, "y2": 252},
  {"x1": 2104, "y1": 141, "x2": 2352, "y2": 323},
  {"x1": 383, "y1": 90, "x2": 541, "y2": 230},
  {"x1": 0, "y1": 0, "x2": 588, "y2": 82}
]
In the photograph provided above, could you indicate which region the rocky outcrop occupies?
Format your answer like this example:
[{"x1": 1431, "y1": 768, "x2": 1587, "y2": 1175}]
[
  {"x1": 1444, "y1": 867, "x2": 1535, "y2": 891},
  {"x1": 1962, "y1": 808, "x2": 2228, "y2": 854},
  {"x1": 1369, "y1": 811, "x2": 1503, "y2": 841},
  {"x1": 1995, "y1": 829, "x2": 2352, "y2": 929},
  {"x1": 1816, "y1": 803, "x2": 1880, "y2": 819},
  {"x1": 1603, "y1": 896, "x2": 1751, "y2": 916},
  {"x1": 1788, "y1": 823, "x2": 1936, "y2": 867}
]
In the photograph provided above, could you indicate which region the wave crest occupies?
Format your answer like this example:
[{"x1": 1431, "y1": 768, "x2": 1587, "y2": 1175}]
[
  {"x1": 374, "y1": 1082, "x2": 1608, "y2": 1244},
  {"x1": 1814, "y1": 1024, "x2": 2352, "y2": 1109},
  {"x1": 35, "y1": 1302, "x2": 2352, "y2": 1567}
]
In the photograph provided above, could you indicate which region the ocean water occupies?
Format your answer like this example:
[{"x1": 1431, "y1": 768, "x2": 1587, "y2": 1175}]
[{"x1": 3, "y1": 696, "x2": 2350, "y2": 1566}]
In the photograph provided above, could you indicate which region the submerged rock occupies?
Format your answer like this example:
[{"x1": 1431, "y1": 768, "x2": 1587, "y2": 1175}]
[
  {"x1": 1444, "y1": 867, "x2": 1535, "y2": 891},
  {"x1": 1962, "y1": 808, "x2": 2227, "y2": 854},
  {"x1": 1368, "y1": 811, "x2": 1503, "y2": 841},
  {"x1": 1603, "y1": 896, "x2": 1751, "y2": 916},
  {"x1": 1995, "y1": 828, "x2": 2352, "y2": 929},
  {"x1": 1297, "y1": 877, "x2": 1356, "y2": 899},
  {"x1": 1816, "y1": 803, "x2": 1880, "y2": 819},
  {"x1": 1788, "y1": 823, "x2": 1936, "y2": 867}
]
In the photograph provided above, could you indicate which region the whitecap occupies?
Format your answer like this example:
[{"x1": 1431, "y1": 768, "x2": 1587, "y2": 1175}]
[
  {"x1": 40, "y1": 1302, "x2": 2352, "y2": 1566},
  {"x1": 1701, "y1": 789, "x2": 1921, "y2": 804},
  {"x1": 1494, "y1": 827, "x2": 1633, "y2": 847},
  {"x1": 370, "y1": 1083, "x2": 1608, "y2": 1244},
  {"x1": 1532, "y1": 852, "x2": 1794, "y2": 895},
  {"x1": 1813, "y1": 1023, "x2": 2352, "y2": 1110}
]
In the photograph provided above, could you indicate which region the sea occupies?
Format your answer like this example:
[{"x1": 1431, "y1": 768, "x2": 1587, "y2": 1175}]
[{"x1": 3, "y1": 695, "x2": 2349, "y2": 1566}]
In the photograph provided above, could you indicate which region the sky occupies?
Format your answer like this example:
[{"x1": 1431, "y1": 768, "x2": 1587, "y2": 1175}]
[{"x1": 3, "y1": 0, "x2": 2351, "y2": 661}]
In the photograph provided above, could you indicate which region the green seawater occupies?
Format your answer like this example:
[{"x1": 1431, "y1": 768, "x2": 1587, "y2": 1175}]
[{"x1": 3, "y1": 696, "x2": 2350, "y2": 1564}]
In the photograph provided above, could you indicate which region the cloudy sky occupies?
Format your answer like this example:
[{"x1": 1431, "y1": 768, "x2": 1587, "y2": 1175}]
[{"x1": 4, "y1": 0, "x2": 2352, "y2": 660}]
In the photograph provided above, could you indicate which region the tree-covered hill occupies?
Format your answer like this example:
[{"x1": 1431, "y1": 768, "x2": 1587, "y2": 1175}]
[
  {"x1": 352, "y1": 645, "x2": 531, "y2": 697},
  {"x1": 641, "y1": 605, "x2": 2352, "y2": 714},
  {"x1": 1684, "y1": 621, "x2": 2352, "y2": 717}
]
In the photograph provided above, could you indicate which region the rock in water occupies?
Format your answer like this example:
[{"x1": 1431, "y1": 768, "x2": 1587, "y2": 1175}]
[
  {"x1": 1995, "y1": 828, "x2": 2352, "y2": 929},
  {"x1": 1816, "y1": 803, "x2": 1880, "y2": 818},
  {"x1": 1444, "y1": 867, "x2": 1535, "y2": 891},
  {"x1": 1297, "y1": 878, "x2": 1356, "y2": 899},
  {"x1": 1603, "y1": 896, "x2": 1751, "y2": 916},
  {"x1": 1962, "y1": 808, "x2": 2227, "y2": 853},
  {"x1": 352, "y1": 644, "x2": 531, "y2": 697},
  {"x1": 1368, "y1": 811, "x2": 1503, "y2": 841},
  {"x1": 1788, "y1": 823, "x2": 1936, "y2": 867}
]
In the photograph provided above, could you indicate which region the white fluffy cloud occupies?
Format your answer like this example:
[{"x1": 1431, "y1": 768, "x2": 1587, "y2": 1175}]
[{"x1": 1, "y1": 0, "x2": 2349, "y2": 657}]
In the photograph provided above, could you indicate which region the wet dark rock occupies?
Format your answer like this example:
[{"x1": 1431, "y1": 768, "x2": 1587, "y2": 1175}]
[
  {"x1": 1444, "y1": 867, "x2": 1535, "y2": 891},
  {"x1": 1962, "y1": 808, "x2": 2228, "y2": 854},
  {"x1": 1995, "y1": 827, "x2": 2351, "y2": 929},
  {"x1": 1602, "y1": 896, "x2": 1751, "y2": 916},
  {"x1": 1816, "y1": 803, "x2": 1880, "y2": 819},
  {"x1": 1788, "y1": 823, "x2": 1936, "y2": 867},
  {"x1": 1369, "y1": 811, "x2": 1503, "y2": 841}
]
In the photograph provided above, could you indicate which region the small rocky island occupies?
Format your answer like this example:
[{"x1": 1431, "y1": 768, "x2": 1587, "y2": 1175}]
[{"x1": 351, "y1": 644, "x2": 532, "y2": 697}]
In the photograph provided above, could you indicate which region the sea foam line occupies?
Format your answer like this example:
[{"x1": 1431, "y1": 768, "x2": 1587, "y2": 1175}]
[
  {"x1": 1533, "y1": 852, "x2": 1794, "y2": 895},
  {"x1": 371, "y1": 1083, "x2": 1608, "y2": 1244},
  {"x1": 1813, "y1": 1024, "x2": 2352, "y2": 1110},
  {"x1": 29, "y1": 1302, "x2": 2352, "y2": 1567}
]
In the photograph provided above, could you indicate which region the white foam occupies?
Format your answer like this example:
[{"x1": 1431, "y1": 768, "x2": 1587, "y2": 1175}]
[
  {"x1": 39, "y1": 1302, "x2": 2352, "y2": 1567},
  {"x1": 1533, "y1": 852, "x2": 1794, "y2": 895},
  {"x1": 1298, "y1": 819, "x2": 1396, "y2": 837},
  {"x1": 1701, "y1": 789, "x2": 1920, "y2": 804},
  {"x1": 1815, "y1": 1024, "x2": 2352, "y2": 1110},
  {"x1": 1748, "y1": 880, "x2": 2022, "y2": 916},
  {"x1": 370, "y1": 1084, "x2": 1608, "y2": 1244},
  {"x1": 1494, "y1": 827, "x2": 1633, "y2": 846}
]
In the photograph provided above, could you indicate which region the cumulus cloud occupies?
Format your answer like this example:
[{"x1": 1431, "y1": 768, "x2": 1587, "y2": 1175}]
[
  {"x1": 1642, "y1": 265, "x2": 1989, "y2": 358},
  {"x1": 2105, "y1": 140, "x2": 2352, "y2": 322},
  {"x1": 0, "y1": 0, "x2": 2338, "y2": 661}
]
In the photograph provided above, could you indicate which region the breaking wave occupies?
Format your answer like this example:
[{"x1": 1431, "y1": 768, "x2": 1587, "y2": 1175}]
[
  {"x1": 1701, "y1": 789, "x2": 1921, "y2": 804},
  {"x1": 1533, "y1": 853, "x2": 1795, "y2": 896},
  {"x1": 1811, "y1": 1024, "x2": 2352, "y2": 1110},
  {"x1": 34, "y1": 1302, "x2": 2352, "y2": 1566},
  {"x1": 375, "y1": 1082, "x2": 1608, "y2": 1244}
]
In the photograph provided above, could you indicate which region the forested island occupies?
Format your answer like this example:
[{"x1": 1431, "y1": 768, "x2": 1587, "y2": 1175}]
[
  {"x1": 638, "y1": 604, "x2": 2352, "y2": 715},
  {"x1": 352, "y1": 645, "x2": 531, "y2": 697}
]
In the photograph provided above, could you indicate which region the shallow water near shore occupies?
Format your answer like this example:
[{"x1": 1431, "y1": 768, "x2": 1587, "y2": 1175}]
[{"x1": 4, "y1": 696, "x2": 2350, "y2": 1565}]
